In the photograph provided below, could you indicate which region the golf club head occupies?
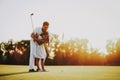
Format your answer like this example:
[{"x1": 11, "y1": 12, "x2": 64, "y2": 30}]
[{"x1": 31, "y1": 13, "x2": 34, "y2": 16}]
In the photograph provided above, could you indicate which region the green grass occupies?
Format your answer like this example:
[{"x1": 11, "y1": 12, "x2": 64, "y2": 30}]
[{"x1": 0, "y1": 65, "x2": 120, "y2": 80}]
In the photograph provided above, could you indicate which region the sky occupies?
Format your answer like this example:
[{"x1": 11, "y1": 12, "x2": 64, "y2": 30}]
[{"x1": 0, "y1": 0, "x2": 120, "y2": 54}]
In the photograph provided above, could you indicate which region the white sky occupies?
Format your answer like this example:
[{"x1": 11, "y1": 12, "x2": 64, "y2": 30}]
[{"x1": 0, "y1": 0, "x2": 120, "y2": 54}]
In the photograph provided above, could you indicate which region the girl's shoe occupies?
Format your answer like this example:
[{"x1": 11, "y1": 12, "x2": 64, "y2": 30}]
[{"x1": 43, "y1": 69, "x2": 49, "y2": 72}]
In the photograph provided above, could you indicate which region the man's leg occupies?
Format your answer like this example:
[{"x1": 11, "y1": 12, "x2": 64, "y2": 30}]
[
  {"x1": 29, "y1": 53, "x2": 35, "y2": 70},
  {"x1": 29, "y1": 40, "x2": 35, "y2": 72}
]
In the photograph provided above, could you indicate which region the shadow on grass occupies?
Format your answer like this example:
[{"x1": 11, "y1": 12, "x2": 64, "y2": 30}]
[{"x1": 0, "y1": 71, "x2": 36, "y2": 76}]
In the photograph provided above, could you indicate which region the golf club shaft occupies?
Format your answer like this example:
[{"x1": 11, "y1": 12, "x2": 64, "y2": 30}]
[{"x1": 30, "y1": 14, "x2": 34, "y2": 32}]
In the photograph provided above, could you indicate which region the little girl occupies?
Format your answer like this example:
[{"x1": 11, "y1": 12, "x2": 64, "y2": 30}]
[{"x1": 33, "y1": 30, "x2": 49, "y2": 72}]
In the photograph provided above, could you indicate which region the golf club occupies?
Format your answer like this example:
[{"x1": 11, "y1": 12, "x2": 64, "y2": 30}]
[{"x1": 30, "y1": 13, "x2": 34, "y2": 32}]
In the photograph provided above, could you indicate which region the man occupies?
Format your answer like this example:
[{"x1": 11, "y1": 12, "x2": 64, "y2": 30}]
[{"x1": 29, "y1": 21, "x2": 50, "y2": 72}]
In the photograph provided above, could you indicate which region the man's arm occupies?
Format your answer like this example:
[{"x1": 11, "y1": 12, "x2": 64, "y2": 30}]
[
  {"x1": 31, "y1": 32, "x2": 46, "y2": 45},
  {"x1": 31, "y1": 32, "x2": 38, "y2": 42}
]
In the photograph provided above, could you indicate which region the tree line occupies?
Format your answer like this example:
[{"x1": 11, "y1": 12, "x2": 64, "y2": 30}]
[{"x1": 0, "y1": 35, "x2": 120, "y2": 65}]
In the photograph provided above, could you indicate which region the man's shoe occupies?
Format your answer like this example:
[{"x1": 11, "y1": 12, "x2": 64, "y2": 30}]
[{"x1": 29, "y1": 69, "x2": 35, "y2": 72}]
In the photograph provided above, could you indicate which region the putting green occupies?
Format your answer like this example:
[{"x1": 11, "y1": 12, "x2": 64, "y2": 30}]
[{"x1": 0, "y1": 65, "x2": 120, "y2": 80}]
